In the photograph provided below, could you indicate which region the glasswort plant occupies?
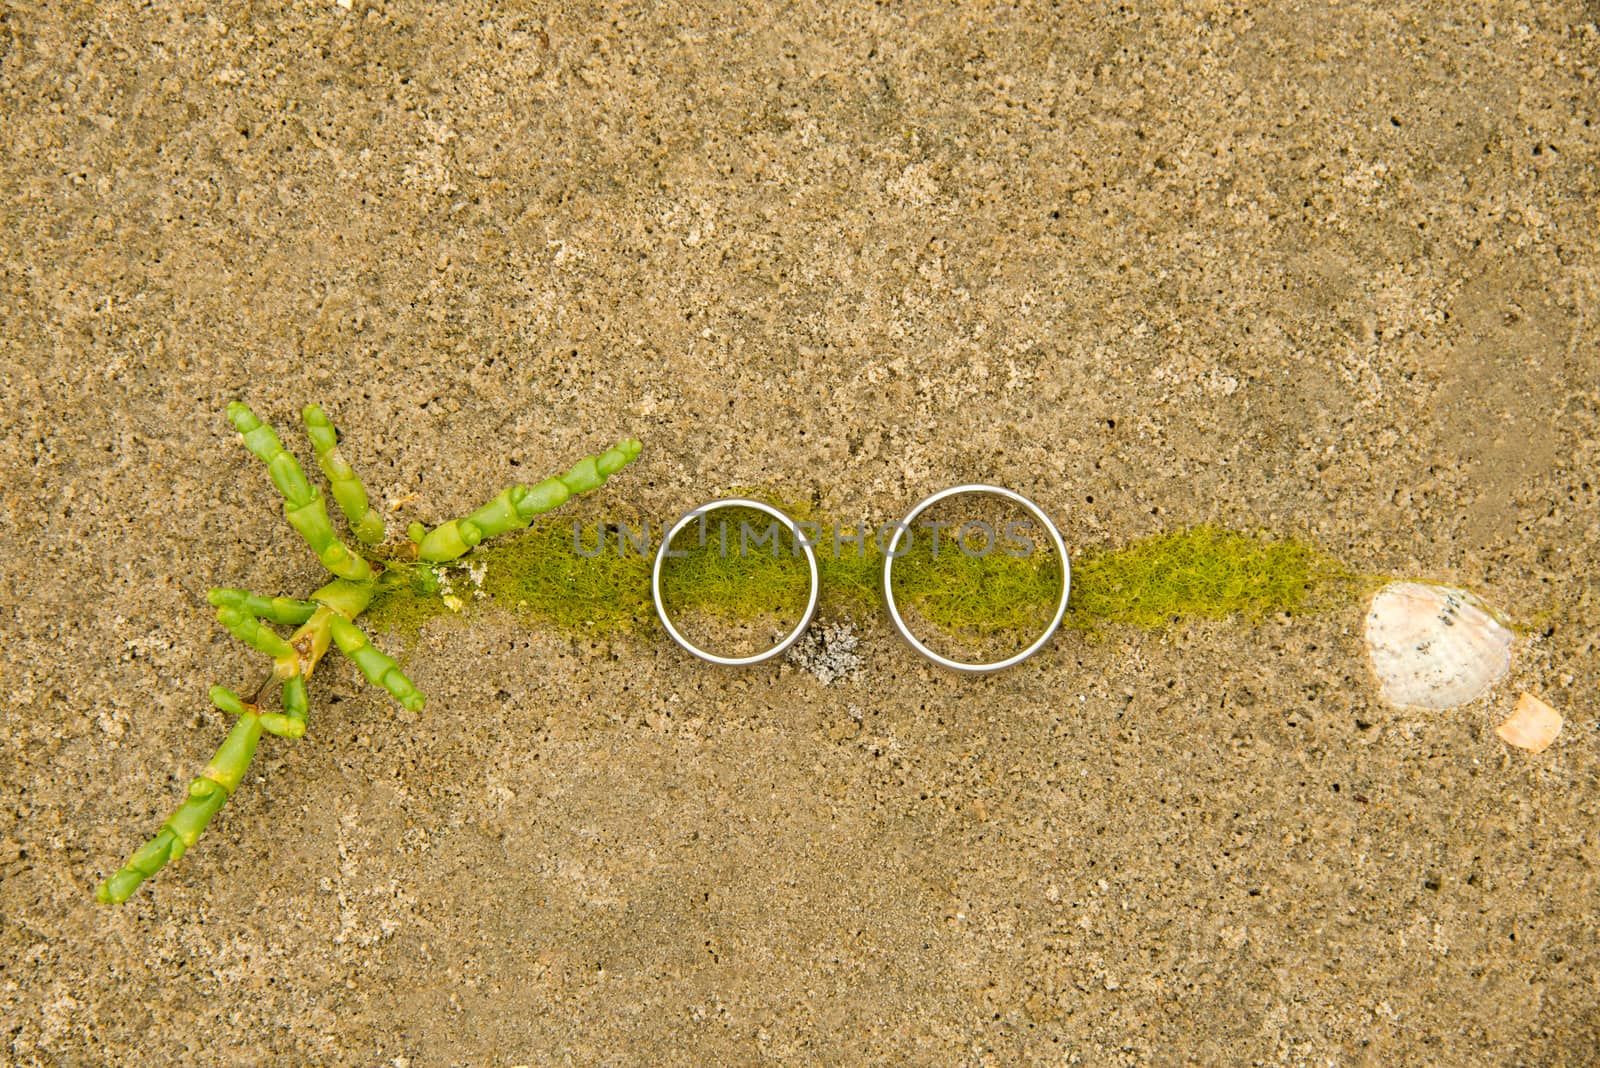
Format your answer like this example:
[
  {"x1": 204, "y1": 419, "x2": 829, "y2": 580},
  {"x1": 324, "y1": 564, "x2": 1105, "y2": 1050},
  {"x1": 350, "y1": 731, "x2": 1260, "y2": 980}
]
[{"x1": 96, "y1": 402, "x2": 640, "y2": 904}]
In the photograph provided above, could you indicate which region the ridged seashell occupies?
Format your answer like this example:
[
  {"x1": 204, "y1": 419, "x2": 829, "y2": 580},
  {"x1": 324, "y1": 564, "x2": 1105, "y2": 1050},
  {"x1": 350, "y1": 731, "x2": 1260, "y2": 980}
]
[
  {"x1": 1496, "y1": 692, "x2": 1562, "y2": 753},
  {"x1": 1364, "y1": 582, "x2": 1513, "y2": 710}
]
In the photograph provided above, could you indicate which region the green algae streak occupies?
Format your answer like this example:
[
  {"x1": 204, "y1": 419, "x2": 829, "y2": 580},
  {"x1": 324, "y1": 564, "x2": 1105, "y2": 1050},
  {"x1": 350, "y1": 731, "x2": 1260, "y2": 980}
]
[{"x1": 366, "y1": 507, "x2": 1352, "y2": 641}]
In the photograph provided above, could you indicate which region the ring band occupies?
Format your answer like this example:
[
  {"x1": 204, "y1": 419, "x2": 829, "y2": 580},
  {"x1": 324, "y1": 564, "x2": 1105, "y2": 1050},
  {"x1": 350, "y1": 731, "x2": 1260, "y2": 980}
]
[
  {"x1": 881, "y1": 484, "x2": 1070, "y2": 673},
  {"x1": 652, "y1": 498, "x2": 821, "y2": 666}
]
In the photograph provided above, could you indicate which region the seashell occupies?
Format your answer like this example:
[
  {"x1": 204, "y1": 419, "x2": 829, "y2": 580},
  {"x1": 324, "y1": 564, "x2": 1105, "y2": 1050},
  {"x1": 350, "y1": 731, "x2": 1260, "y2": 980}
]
[
  {"x1": 1364, "y1": 582, "x2": 1513, "y2": 709},
  {"x1": 1496, "y1": 692, "x2": 1562, "y2": 753}
]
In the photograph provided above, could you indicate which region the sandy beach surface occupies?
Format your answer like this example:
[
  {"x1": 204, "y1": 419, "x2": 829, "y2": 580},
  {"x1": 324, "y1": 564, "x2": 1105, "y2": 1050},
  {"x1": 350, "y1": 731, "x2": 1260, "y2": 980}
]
[{"x1": 3, "y1": 2, "x2": 1598, "y2": 1064}]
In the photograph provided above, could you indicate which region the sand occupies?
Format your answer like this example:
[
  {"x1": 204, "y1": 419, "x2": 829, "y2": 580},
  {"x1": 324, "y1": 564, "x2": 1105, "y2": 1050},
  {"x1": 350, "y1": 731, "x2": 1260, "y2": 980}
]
[{"x1": 2, "y1": 1, "x2": 1598, "y2": 1064}]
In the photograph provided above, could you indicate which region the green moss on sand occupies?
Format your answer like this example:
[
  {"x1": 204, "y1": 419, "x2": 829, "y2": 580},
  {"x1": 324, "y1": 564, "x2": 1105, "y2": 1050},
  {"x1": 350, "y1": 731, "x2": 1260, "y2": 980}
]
[
  {"x1": 1066, "y1": 524, "x2": 1350, "y2": 630},
  {"x1": 365, "y1": 511, "x2": 1350, "y2": 639}
]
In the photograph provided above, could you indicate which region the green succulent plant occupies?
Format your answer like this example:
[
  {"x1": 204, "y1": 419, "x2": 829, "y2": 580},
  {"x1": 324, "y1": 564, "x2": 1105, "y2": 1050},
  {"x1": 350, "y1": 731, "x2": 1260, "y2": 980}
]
[{"x1": 96, "y1": 402, "x2": 640, "y2": 904}]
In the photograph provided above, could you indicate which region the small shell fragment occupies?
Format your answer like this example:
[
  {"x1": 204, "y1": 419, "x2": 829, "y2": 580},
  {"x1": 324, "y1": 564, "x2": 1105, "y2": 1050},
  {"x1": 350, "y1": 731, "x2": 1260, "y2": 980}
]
[
  {"x1": 1496, "y1": 692, "x2": 1562, "y2": 753},
  {"x1": 1365, "y1": 582, "x2": 1513, "y2": 710}
]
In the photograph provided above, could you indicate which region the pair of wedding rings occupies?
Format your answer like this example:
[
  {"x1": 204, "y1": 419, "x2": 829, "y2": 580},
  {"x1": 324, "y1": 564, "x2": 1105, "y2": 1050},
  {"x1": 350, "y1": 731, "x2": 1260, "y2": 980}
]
[{"x1": 650, "y1": 484, "x2": 1071, "y2": 674}]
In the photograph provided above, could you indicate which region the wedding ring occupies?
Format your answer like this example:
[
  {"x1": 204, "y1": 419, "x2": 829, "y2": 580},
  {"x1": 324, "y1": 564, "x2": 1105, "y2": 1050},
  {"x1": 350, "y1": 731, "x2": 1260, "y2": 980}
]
[
  {"x1": 652, "y1": 498, "x2": 820, "y2": 666},
  {"x1": 881, "y1": 484, "x2": 1070, "y2": 673}
]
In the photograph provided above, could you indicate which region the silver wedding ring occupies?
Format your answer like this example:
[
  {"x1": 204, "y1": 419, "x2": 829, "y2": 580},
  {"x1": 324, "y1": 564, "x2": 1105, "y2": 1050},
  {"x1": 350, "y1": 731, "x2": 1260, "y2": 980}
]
[
  {"x1": 882, "y1": 484, "x2": 1070, "y2": 673},
  {"x1": 652, "y1": 498, "x2": 821, "y2": 666}
]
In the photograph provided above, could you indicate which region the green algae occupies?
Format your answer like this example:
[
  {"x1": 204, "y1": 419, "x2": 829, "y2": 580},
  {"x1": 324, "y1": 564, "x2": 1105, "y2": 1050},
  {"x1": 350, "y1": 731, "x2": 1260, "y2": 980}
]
[
  {"x1": 365, "y1": 502, "x2": 1351, "y2": 643},
  {"x1": 1066, "y1": 524, "x2": 1353, "y2": 631}
]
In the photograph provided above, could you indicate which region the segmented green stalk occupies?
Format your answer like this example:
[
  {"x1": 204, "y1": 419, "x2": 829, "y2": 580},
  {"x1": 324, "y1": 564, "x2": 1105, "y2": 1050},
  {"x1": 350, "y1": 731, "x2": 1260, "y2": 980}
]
[
  {"x1": 411, "y1": 438, "x2": 642, "y2": 562},
  {"x1": 277, "y1": 675, "x2": 309, "y2": 738},
  {"x1": 211, "y1": 683, "x2": 302, "y2": 739},
  {"x1": 207, "y1": 588, "x2": 318, "y2": 626},
  {"x1": 96, "y1": 707, "x2": 265, "y2": 904},
  {"x1": 227, "y1": 402, "x2": 372, "y2": 582},
  {"x1": 302, "y1": 404, "x2": 385, "y2": 545},
  {"x1": 210, "y1": 598, "x2": 295, "y2": 661},
  {"x1": 328, "y1": 614, "x2": 424, "y2": 712}
]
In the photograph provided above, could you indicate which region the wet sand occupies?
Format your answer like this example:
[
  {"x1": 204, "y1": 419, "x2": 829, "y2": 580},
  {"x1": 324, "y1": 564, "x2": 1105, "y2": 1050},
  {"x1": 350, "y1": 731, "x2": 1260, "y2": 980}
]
[{"x1": 2, "y1": 2, "x2": 1598, "y2": 1064}]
